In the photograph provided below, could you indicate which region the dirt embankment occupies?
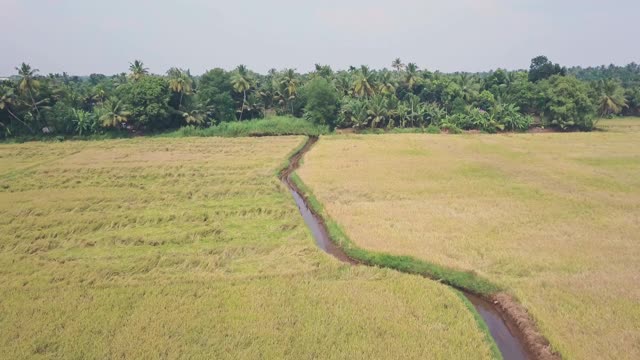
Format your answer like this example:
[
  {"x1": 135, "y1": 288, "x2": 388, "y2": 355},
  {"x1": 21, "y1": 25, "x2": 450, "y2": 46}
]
[{"x1": 493, "y1": 293, "x2": 560, "y2": 360}]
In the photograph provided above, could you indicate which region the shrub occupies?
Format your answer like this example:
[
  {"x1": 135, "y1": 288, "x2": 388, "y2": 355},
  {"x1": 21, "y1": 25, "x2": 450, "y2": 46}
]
[
  {"x1": 163, "y1": 116, "x2": 329, "y2": 138},
  {"x1": 539, "y1": 75, "x2": 595, "y2": 130},
  {"x1": 303, "y1": 78, "x2": 339, "y2": 130},
  {"x1": 116, "y1": 76, "x2": 171, "y2": 130},
  {"x1": 44, "y1": 102, "x2": 75, "y2": 134},
  {"x1": 474, "y1": 90, "x2": 497, "y2": 112},
  {"x1": 72, "y1": 108, "x2": 98, "y2": 136},
  {"x1": 424, "y1": 102, "x2": 446, "y2": 126},
  {"x1": 445, "y1": 108, "x2": 504, "y2": 133},
  {"x1": 425, "y1": 124, "x2": 441, "y2": 134},
  {"x1": 197, "y1": 68, "x2": 236, "y2": 122},
  {"x1": 494, "y1": 103, "x2": 532, "y2": 131},
  {"x1": 445, "y1": 113, "x2": 472, "y2": 130},
  {"x1": 439, "y1": 119, "x2": 463, "y2": 134}
]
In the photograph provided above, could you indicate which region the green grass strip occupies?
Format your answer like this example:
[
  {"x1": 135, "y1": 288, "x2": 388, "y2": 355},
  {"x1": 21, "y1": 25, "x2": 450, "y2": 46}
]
[
  {"x1": 289, "y1": 169, "x2": 503, "y2": 359},
  {"x1": 290, "y1": 172, "x2": 500, "y2": 295},
  {"x1": 275, "y1": 136, "x2": 311, "y2": 177},
  {"x1": 289, "y1": 168, "x2": 503, "y2": 359},
  {"x1": 454, "y1": 290, "x2": 504, "y2": 360}
]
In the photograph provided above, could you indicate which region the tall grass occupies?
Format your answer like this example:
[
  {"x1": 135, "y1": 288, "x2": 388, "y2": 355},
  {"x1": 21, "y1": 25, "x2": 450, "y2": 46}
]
[
  {"x1": 290, "y1": 173, "x2": 500, "y2": 296},
  {"x1": 163, "y1": 116, "x2": 329, "y2": 138},
  {"x1": 297, "y1": 131, "x2": 640, "y2": 360},
  {"x1": 1, "y1": 116, "x2": 329, "y2": 143},
  {"x1": 0, "y1": 136, "x2": 496, "y2": 359}
]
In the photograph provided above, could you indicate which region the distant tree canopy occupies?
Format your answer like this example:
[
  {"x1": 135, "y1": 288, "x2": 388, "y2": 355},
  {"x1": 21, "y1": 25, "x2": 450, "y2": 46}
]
[
  {"x1": 197, "y1": 68, "x2": 236, "y2": 123},
  {"x1": 1, "y1": 56, "x2": 639, "y2": 138},
  {"x1": 539, "y1": 75, "x2": 594, "y2": 130},
  {"x1": 529, "y1": 56, "x2": 566, "y2": 82},
  {"x1": 116, "y1": 76, "x2": 171, "y2": 129},
  {"x1": 303, "y1": 77, "x2": 339, "y2": 130}
]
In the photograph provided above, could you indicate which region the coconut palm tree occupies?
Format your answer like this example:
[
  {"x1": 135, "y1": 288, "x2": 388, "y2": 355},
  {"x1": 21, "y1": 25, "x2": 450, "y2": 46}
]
[
  {"x1": 352, "y1": 102, "x2": 369, "y2": 128},
  {"x1": 354, "y1": 66, "x2": 376, "y2": 98},
  {"x1": 231, "y1": 65, "x2": 252, "y2": 121},
  {"x1": 245, "y1": 93, "x2": 265, "y2": 118},
  {"x1": 181, "y1": 108, "x2": 205, "y2": 125},
  {"x1": 341, "y1": 99, "x2": 369, "y2": 129},
  {"x1": 280, "y1": 69, "x2": 299, "y2": 114},
  {"x1": 113, "y1": 73, "x2": 128, "y2": 88},
  {"x1": 128, "y1": 60, "x2": 149, "y2": 81},
  {"x1": 167, "y1": 68, "x2": 193, "y2": 109},
  {"x1": 392, "y1": 58, "x2": 405, "y2": 72},
  {"x1": 99, "y1": 98, "x2": 130, "y2": 128},
  {"x1": 405, "y1": 63, "x2": 420, "y2": 92},
  {"x1": 91, "y1": 86, "x2": 107, "y2": 105},
  {"x1": 314, "y1": 64, "x2": 334, "y2": 79},
  {"x1": 0, "y1": 86, "x2": 34, "y2": 134},
  {"x1": 455, "y1": 73, "x2": 480, "y2": 103},
  {"x1": 15, "y1": 63, "x2": 41, "y2": 118},
  {"x1": 334, "y1": 74, "x2": 353, "y2": 97},
  {"x1": 403, "y1": 94, "x2": 426, "y2": 127},
  {"x1": 377, "y1": 71, "x2": 396, "y2": 95},
  {"x1": 596, "y1": 79, "x2": 627, "y2": 117},
  {"x1": 272, "y1": 86, "x2": 288, "y2": 114},
  {"x1": 367, "y1": 95, "x2": 388, "y2": 128}
]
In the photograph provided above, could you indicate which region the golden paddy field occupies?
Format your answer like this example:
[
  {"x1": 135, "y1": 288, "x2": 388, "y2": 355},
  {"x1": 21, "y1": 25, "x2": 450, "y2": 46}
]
[
  {"x1": 297, "y1": 119, "x2": 640, "y2": 360},
  {"x1": 0, "y1": 136, "x2": 495, "y2": 359}
]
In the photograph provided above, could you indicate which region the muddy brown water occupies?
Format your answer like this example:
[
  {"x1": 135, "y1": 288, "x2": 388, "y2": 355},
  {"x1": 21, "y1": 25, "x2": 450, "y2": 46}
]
[{"x1": 282, "y1": 137, "x2": 531, "y2": 360}]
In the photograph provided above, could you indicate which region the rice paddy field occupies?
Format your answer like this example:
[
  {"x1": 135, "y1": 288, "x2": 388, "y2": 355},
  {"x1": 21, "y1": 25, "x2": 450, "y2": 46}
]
[
  {"x1": 297, "y1": 119, "x2": 640, "y2": 360},
  {"x1": 0, "y1": 136, "x2": 496, "y2": 359}
]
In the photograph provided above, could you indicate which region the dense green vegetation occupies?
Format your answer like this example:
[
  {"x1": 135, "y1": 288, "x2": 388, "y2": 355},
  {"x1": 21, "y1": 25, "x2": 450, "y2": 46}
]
[
  {"x1": 2, "y1": 57, "x2": 639, "y2": 138},
  {"x1": 162, "y1": 116, "x2": 328, "y2": 138}
]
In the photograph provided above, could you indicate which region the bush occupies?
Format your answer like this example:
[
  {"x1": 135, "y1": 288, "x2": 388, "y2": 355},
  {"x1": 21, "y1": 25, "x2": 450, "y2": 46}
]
[
  {"x1": 445, "y1": 113, "x2": 472, "y2": 130},
  {"x1": 425, "y1": 124, "x2": 441, "y2": 134},
  {"x1": 493, "y1": 103, "x2": 532, "y2": 131},
  {"x1": 303, "y1": 78, "x2": 339, "y2": 130},
  {"x1": 539, "y1": 75, "x2": 595, "y2": 130},
  {"x1": 197, "y1": 68, "x2": 236, "y2": 122},
  {"x1": 424, "y1": 102, "x2": 447, "y2": 126},
  {"x1": 44, "y1": 102, "x2": 76, "y2": 134},
  {"x1": 444, "y1": 108, "x2": 504, "y2": 133},
  {"x1": 116, "y1": 76, "x2": 171, "y2": 130},
  {"x1": 439, "y1": 120, "x2": 463, "y2": 134},
  {"x1": 474, "y1": 90, "x2": 496, "y2": 112},
  {"x1": 163, "y1": 116, "x2": 329, "y2": 138}
]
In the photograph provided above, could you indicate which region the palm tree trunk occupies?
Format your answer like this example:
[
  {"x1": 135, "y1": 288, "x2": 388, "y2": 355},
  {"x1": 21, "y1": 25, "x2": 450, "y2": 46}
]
[
  {"x1": 7, "y1": 109, "x2": 35, "y2": 134},
  {"x1": 239, "y1": 90, "x2": 246, "y2": 121},
  {"x1": 179, "y1": 92, "x2": 184, "y2": 110},
  {"x1": 27, "y1": 87, "x2": 41, "y2": 119}
]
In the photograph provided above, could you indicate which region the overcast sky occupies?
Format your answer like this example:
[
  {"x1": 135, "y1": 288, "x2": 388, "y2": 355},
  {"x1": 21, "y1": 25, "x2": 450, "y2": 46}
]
[{"x1": 2, "y1": 0, "x2": 639, "y2": 76}]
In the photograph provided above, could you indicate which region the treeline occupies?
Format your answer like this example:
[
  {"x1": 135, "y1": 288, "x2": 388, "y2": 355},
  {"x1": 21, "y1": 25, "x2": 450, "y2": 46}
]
[{"x1": 1, "y1": 56, "x2": 639, "y2": 138}]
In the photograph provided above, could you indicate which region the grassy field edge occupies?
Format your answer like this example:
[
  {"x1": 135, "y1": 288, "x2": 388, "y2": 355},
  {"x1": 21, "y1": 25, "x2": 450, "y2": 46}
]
[
  {"x1": 289, "y1": 171, "x2": 500, "y2": 295},
  {"x1": 275, "y1": 135, "x2": 309, "y2": 177},
  {"x1": 454, "y1": 290, "x2": 503, "y2": 360},
  {"x1": 284, "y1": 142, "x2": 504, "y2": 359},
  {"x1": 288, "y1": 171, "x2": 502, "y2": 359}
]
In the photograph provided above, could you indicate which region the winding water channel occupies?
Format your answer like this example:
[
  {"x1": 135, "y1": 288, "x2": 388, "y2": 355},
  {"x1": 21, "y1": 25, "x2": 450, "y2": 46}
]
[{"x1": 282, "y1": 136, "x2": 532, "y2": 360}]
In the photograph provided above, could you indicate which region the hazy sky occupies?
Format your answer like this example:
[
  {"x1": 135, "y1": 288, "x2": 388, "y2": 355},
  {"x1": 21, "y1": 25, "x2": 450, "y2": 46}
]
[{"x1": 2, "y1": 0, "x2": 639, "y2": 76}]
